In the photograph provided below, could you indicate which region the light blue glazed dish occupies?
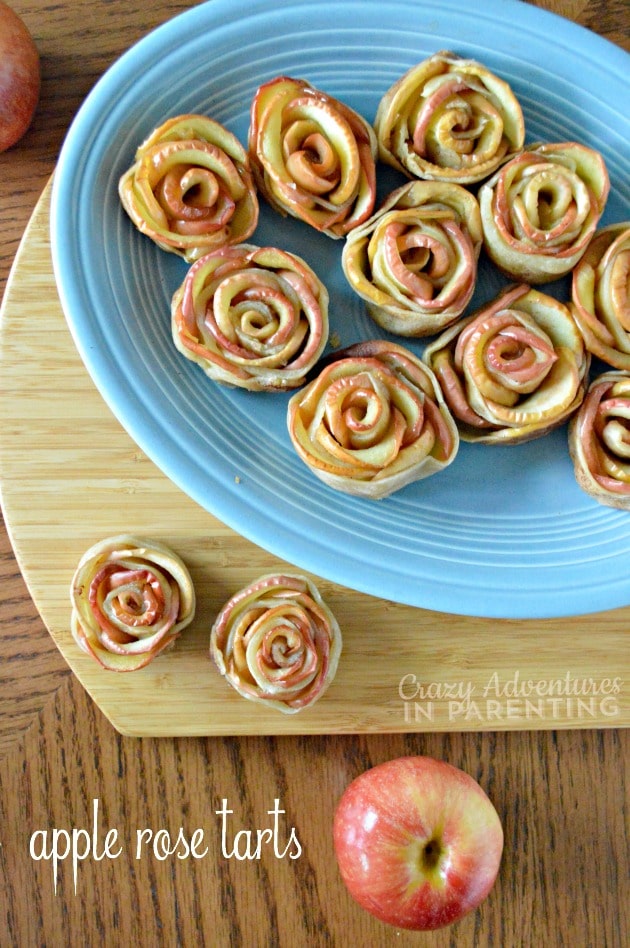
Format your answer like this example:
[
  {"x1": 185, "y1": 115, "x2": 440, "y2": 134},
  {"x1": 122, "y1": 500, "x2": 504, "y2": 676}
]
[{"x1": 50, "y1": 0, "x2": 630, "y2": 619}]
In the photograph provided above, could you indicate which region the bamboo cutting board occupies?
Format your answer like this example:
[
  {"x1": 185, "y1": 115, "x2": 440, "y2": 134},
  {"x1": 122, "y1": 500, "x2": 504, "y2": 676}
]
[{"x1": 0, "y1": 180, "x2": 628, "y2": 736}]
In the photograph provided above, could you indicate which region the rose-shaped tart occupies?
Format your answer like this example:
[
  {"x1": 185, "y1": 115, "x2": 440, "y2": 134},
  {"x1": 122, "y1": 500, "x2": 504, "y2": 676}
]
[
  {"x1": 570, "y1": 223, "x2": 630, "y2": 371},
  {"x1": 341, "y1": 180, "x2": 482, "y2": 337},
  {"x1": 248, "y1": 76, "x2": 377, "y2": 237},
  {"x1": 569, "y1": 371, "x2": 630, "y2": 510},
  {"x1": 171, "y1": 243, "x2": 329, "y2": 390},
  {"x1": 424, "y1": 283, "x2": 590, "y2": 444},
  {"x1": 287, "y1": 339, "x2": 459, "y2": 498},
  {"x1": 479, "y1": 142, "x2": 610, "y2": 283},
  {"x1": 374, "y1": 50, "x2": 525, "y2": 185},
  {"x1": 119, "y1": 114, "x2": 259, "y2": 262},
  {"x1": 70, "y1": 535, "x2": 196, "y2": 672},
  {"x1": 210, "y1": 573, "x2": 342, "y2": 713}
]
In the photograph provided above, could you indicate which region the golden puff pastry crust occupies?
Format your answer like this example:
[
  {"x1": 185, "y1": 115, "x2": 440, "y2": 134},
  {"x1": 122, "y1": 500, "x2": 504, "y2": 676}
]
[
  {"x1": 479, "y1": 141, "x2": 610, "y2": 283},
  {"x1": 70, "y1": 535, "x2": 196, "y2": 672},
  {"x1": 568, "y1": 371, "x2": 630, "y2": 510},
  {"x1": 287, "y1": 339, "x2": 459, "y2": 499},
  {"x1": 424, "y1": 283, "x2": 590, "y2": 444},
  {"x1": 210, "y1": 573, "x2": 342, "y2": 713},
  {"x1": 119, "y1": 114, "x2": 259, "y2": 262},
  {"x1": 374, "y1": 50, "x2": 525, "y2": 185},
  {"x1": 341, "y1": 180, "x2": 483, "y2": 337},
  {"x1": 171, "y1": 243, "x2": 329, "y2": 391},
  {"x1": 571, "y1": 222, "x2": 630, "y2": 371},
  {"x1": 248, "y1": 76, "x2": 377, "y2": 237}
]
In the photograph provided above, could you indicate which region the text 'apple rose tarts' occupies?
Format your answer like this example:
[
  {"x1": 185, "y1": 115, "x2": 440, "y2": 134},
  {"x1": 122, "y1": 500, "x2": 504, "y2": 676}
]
[
  {"x1": 374, "y1": 50, "x2": 525, "y2": 185},
  {"x1": 568, "y1": 371, "x2": 630, "y2": 510},
  {"x1": 248, "y1": 76, "x2": 377, "y2": 237},
  {"x1": 342, "y1": 180, "x2": 483, "y2": 337},
  {"x1": 423, "y1": 283, "x2": 590, "y2": 444},
  {"x1": 210, "y1": 573, "x2": 342, "y2": 713},
  {"x1": 479, "y1": 141, "x2": 610, "y2": 284},
  {"x1": 287, "y1": 339, "x2": 459, "y2": 499},
  {"x1": 70, "y1": 535, "x2": 196, "y2": 672},
  {"x1": 118, "y1": 114, "x2": 259, "y2": 262},
  {"x1": 570, "y1": 222, "x2": 630, "y2": 371},
  {"x1": 171, "y1": 243, "x2": 329, "y2": 390}
]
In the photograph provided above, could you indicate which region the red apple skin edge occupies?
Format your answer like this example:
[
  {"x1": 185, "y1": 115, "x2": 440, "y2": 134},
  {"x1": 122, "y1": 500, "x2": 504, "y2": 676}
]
[
  {"x1": 333, "y1": 755, "x2": 504, "y2": 931},
  {"x1": 0, "y1": 1, "x2": 41, "y2": 152}
]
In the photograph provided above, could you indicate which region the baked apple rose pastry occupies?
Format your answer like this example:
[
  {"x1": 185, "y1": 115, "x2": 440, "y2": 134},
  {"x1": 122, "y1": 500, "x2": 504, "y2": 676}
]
[
  {"x1": 341, "y1": 180, "x2": 483, "y2": 337},
  {"x1": 119, "y1": 114, "x2": 259, "y2": 262},
  {"x1": 287, "y1": 339, "x2": 459, "y2": 499},
  {"x1": 70, "y1": 535, "x2": 196, "y2": 672},
  {"x1": 210, "y1": 573, "x2": 342, "y2": 713},
  {"x1": 374, "y1": 51, "x2": 525, "y2": 185},
  {"x1": 571, "y1": 223, "x2": 630, "y2": 371},
  {"x1": 171, "y1": 243, "x2": 328, "y2": 390},
  {"x1": 424, "y1": 283, "x2": 589, "y2": 444},
  {"x1": 248, "y1": 76, "x2": 377, "y2": 237},
  {"x1": 569, "y1": 372, "x2": 630, "y2": 510},
  {"x1": 479, "y1": 142, "x2": 610, "y2": 283}
]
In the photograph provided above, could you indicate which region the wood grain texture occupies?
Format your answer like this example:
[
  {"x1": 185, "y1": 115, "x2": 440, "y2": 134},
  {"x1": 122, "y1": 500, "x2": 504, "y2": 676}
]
[{"x1": 0, "y1": 1, "x2": 628, "y2": 945}]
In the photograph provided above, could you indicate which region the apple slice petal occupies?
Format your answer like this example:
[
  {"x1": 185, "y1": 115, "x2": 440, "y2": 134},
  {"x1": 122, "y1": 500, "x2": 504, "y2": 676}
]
[
  {"x1": 342, "y1": 180, "x2": 483, "y2": 337},
  {"x1": 287, "y1": 339, "x2": 459, "y2": 498},
  {"x1": 248, "y1": 76, "x2": 377, "y2": 238},
  {"x1": 374, "y1": 50, "x2": 524, "y2": 185},
  {"x1": 171, "y1": 243, "x2": 329, "y2": 391},
  {"x1": 479, "y1": 141, "x2": 610, "y2": 283},
  {"x1": 210, "y1": 573, "x2": 342, "y2": 713},
  {"x1": 424, "y1": 284, "x2": 590, "y2": 444},
  {"x1": 569, "y1": 370, "x2": 630, "y2": 509},
  {"x1": 70, "y1": 535, "x2": 196, "y2": 672},
  {"x1": 118, "y1": 114, "x2": 259, "y2": 262}
]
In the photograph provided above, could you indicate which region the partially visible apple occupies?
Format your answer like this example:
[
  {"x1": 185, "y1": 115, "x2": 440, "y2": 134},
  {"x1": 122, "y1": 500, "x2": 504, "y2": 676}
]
[
  {"x1": 0, "y1": 1, "x2": 40, "y2": 152},
  {"x1": 333, "y1": 755, "x2": 503, "y2": 931}
]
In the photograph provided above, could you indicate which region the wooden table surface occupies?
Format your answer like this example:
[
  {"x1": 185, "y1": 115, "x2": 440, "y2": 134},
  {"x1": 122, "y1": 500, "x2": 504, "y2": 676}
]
[{"x1": 0, "y1": 1, "x2": 628, "y2": 945}]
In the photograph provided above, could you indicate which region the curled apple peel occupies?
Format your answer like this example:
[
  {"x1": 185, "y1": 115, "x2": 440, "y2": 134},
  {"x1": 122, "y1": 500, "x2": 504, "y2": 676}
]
[
  {"x1": 119, "y1": 114, "x2": 259, "y2": 262},
  {"x1": 342, "y1": 180, "x2": 483, "y2": 336},
  {"x1": 210, "y1": 573, "x2": 342, "y2": 713},
  {"x1": 568, "y1": 371, "x2": 630, "y2": 509},
  {"x1": 374, "y1": 50, "x2": 524, "y2": 184},
  {"x1": 287, "y1": 339, "x2": 459, "y2": 498},
  {"x1": 248, "y1": 76, "x2": 377, "y2": 237},
  {"x1": 70, "y1": 535, "x2": 196, "y2": 672},
  {"x1": 171, "y1": 243, "x2": 329, "y2": 390},
  {"x1": 479, "y1": 141, "x2": 610, "y2": 283},
  {"x1": 424, "y1": 283, "x2": 590, "y2": 444},
  {"x1": 570, "y1": 222, "x2": 630, "y2": 371}
]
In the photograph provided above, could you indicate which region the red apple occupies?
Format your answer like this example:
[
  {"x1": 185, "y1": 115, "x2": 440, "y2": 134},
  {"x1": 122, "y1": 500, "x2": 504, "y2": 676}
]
[
  {"x1": 333, "y1": 755, "x2": 503, "y2": 931},
  {"x1": 0, "y1": 1, "x2": 40, "y2": 152}
]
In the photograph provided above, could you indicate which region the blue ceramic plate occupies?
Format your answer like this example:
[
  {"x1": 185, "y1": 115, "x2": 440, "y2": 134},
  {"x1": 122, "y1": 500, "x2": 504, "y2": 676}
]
[{"x1": 50, "y1": 0, "x2": 630, "y2": 618}]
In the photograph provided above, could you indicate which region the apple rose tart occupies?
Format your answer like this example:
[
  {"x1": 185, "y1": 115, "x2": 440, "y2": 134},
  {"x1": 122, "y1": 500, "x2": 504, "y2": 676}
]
[
  {"x1": 119, "y1": 114, "x2": 259, "y2": 262},
  {"x1": 479, "y1": 142, "x2": 610, "y2": 283},
  {"x1": 374, "y1": 50, "x2": 525, "y2": 185},
  {"x1": 70, "y1": 535, "x2": 196, "y2": 672},
  {"x1": 248, "y1": 76, "x2": 377, "y2": 237},
  {"x1": 571, "y1": 223, "x2": 630, "y2": 371},
  {"x1": 210, "y1": 573, "x2": 342, "y2": 713},
  {"x1": 424, "y1": 283, "x2": 590, "y2": 444},
  {"x1": 171, "y1": 243, "x2": 329, "y2": 390},
  {"x1": 569, "y1": 371, "x2": 630, "y2": 510},
  {"x1": 287, "y1": 339, "x2": 459, "y2": 498},
  {"x1": 341, "y1": 180, "x2": 482, "y2": 337}
]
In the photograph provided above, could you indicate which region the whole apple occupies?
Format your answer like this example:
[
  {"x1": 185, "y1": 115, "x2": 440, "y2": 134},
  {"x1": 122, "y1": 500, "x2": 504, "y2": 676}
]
[
  {"x1": 0, "y1": 1, "x2": 40, "y2": 152},
  {"x1": 333, "y1": 755, "x2": 503, "y2": 931}
]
